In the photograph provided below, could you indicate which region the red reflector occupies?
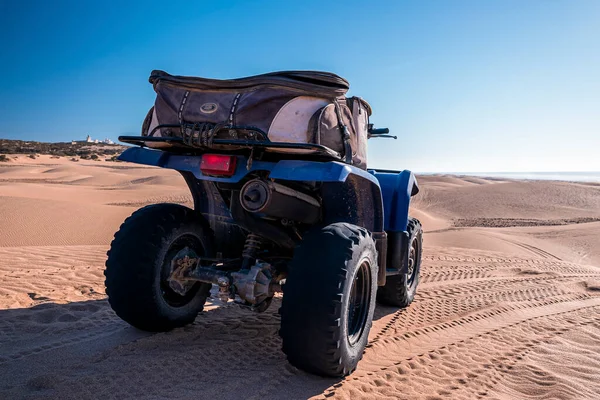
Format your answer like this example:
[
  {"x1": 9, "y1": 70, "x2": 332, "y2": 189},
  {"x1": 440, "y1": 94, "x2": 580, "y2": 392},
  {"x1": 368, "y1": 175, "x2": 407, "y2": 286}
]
[{"x1": 200, "y1": 154, "x2": 237, "y2": 176}]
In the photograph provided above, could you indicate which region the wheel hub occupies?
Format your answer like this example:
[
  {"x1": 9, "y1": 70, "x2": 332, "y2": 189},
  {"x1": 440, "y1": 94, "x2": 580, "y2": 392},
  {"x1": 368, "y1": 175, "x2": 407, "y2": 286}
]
[
  {"x1": 406, "y1": 235, "x2": 420, "y2": 285},
  {"x1": 407, "y1": 244, "x2": 416, "y2": 278},
  {"x1": 168, "y1": 247, "x2": 200, "y2": 296}
]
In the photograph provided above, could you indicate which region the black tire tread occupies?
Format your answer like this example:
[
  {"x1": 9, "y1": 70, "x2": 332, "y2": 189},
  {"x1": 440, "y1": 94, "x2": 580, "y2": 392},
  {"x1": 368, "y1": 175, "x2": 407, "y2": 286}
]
[
  {"x1": 377, "y1": 217, "x2": 423, "y2": 307},
  {"x1": 280, "y1": 222, "x2": 377, "y2": 377},
  {"x1": 105, "y1": 203, "x2": 212, "y2": 332}
]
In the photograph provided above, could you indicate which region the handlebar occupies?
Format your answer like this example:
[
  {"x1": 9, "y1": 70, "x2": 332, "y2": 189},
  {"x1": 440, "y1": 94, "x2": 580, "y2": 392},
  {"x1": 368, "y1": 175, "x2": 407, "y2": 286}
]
[
  {"x1": 367, "y1": 126, "x2": 396, "y2": 139},
  {"x1": 369, "y1": 128, "x2": 389, "y2": 135}
]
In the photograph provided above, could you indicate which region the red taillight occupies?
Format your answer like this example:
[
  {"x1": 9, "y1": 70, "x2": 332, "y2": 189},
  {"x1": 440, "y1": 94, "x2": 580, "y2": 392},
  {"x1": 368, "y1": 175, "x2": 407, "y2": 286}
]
[{"x1": 200, "y1": 154, "x2": 237, "y2": 176}]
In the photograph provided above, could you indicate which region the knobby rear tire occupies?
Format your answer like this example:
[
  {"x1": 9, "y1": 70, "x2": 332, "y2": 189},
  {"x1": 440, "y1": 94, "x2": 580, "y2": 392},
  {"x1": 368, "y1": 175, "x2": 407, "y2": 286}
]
[
  {"x1": 105, "y1": 203, "x2": 213, "y2": 332},
  {"x1": 280, "y1": 222, "x2": 378, "y2": 377}
]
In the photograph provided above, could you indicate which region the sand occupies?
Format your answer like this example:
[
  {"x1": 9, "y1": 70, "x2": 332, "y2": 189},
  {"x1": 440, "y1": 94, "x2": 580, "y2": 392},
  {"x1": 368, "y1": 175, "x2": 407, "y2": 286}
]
[{"x1": 0, "y1": 155, "x2": 599, "y2": 399}]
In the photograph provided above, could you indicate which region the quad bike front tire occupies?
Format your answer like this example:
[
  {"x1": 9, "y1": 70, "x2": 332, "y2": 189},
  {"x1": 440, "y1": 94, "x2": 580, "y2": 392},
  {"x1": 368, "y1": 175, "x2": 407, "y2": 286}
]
[
  {"x1": 105, "y1": 203, "x2": 213, "y2": 332},
  {"x1": 377, "y1": 217, "x2": 423, "y2": 307},
  {"x1": 280, "y1": 223, "x2": 378, "y2": 377}
]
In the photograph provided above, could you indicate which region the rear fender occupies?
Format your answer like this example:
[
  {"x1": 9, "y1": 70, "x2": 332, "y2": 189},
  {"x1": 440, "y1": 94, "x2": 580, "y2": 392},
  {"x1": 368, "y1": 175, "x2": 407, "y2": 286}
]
[
  {"x1": 119, "y1": 148, "x2": 386, "y2": 233},
  {"x1": 118, "y1": 147, "x2": 275, "y2": 183},
  {"x1": 269, "y1": 161, "x2": 385, "y2": 234},
  {"x1": 119, "y1": 147, "x2": 387, "y2": 268},
  {"x1": 370, "y1": 170, "x2": 419, "y2": 276}
]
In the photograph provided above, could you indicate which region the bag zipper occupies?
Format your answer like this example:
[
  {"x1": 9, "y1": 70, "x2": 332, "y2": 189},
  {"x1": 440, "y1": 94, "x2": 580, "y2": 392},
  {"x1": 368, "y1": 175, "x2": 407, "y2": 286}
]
[{"x1": 150, "y1": 70, "x2": 349, "y2": 98}]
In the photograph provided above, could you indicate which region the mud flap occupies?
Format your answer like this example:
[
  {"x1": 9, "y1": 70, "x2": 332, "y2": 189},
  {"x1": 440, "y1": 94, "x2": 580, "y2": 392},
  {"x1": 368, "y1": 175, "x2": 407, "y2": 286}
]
[
  {"x1": 387, "y1": 230, "x2": 410, "y2": 275},
  {"x1": 372, "y1": 231, "x2": 388, "y2": 286}
]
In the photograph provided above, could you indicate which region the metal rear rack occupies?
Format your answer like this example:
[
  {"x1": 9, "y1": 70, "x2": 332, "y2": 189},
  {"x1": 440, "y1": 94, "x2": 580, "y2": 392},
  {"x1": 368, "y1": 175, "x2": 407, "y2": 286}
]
[
  {"x1": 119, "y1": 124, "x2": 342, "y2": 160},
  {"x1": 119, "y1": 135, "x2": 339, "y2": 153}
]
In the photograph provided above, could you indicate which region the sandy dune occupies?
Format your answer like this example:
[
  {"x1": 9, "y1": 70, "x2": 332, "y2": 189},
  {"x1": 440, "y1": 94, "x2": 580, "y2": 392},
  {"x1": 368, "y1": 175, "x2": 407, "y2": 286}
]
[{"x1": 1, "y1": 156, "x2": 599, "y2": 399}]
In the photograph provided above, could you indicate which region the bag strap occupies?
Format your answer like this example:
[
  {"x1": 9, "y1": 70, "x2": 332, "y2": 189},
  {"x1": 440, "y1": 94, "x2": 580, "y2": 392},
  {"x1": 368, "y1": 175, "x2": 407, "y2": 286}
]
[{"x1": 333, "y1": 99, "x2": 353, "y2": 164}]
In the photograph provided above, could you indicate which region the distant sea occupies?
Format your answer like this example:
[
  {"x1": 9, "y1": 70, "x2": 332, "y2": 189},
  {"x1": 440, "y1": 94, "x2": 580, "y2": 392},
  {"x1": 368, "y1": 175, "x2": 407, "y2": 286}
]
[{"x1": 439, "y1": 172, "x2": 600, "y2": 183}]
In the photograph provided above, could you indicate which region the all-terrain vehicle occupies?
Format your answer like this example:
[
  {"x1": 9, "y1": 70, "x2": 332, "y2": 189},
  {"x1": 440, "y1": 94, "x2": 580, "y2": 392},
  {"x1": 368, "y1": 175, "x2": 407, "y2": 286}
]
[{"x1": 105, "y1": 70, "x2": 422, "y2": 377}]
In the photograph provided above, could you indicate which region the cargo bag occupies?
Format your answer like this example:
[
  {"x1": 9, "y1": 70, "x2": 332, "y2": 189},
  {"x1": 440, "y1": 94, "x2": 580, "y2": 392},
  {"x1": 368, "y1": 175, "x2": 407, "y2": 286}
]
[{"x1": 141, "y1": 70, "x2": 371, "y2": 169}]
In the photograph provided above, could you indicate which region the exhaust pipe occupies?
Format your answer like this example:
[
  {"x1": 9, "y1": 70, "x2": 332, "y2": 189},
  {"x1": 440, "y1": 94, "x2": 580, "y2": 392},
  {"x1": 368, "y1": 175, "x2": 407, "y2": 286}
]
[{"x1": 240, "y1": 179, "x2": 320, "y2": 224}]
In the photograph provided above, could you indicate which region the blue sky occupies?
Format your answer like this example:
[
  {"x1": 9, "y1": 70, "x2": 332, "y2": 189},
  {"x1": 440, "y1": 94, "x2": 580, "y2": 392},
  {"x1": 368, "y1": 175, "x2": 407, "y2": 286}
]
[{"x1": 0, "y1": 0, "x2": 598, "y2": 172}]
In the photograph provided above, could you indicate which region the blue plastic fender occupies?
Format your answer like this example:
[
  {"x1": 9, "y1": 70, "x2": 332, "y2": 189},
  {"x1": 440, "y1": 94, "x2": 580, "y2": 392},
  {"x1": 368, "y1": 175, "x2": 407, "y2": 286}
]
[
  {"x1": 118, "y1": 147, "x2": 275, "y2": 183},
  {"x1": 269, "y1": 160, "x2": 378, "y2": 184},
  {"x1": 120, "y1": 148, "x2": 378, "y2": 183},
  {"x1": 118, "y1": 147, "x2": 386, "y2": 233},
  {"x1": 369, "y1": 169, "x2": 418, "y2": 233}
]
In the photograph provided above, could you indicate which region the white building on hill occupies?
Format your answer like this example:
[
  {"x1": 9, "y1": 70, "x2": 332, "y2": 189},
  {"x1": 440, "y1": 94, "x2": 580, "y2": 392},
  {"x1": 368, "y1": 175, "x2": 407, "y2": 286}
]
[{"x1": 76, "y1": 135, "x2": 114, "y2": 145}]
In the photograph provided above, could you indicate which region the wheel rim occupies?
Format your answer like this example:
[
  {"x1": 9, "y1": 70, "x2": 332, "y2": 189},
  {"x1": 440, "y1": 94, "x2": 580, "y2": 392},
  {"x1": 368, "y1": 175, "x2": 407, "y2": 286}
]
[
  {"x1": 160, "y1": 234, "x2": 204, "y2": 307},
  {"x1": 406, "y1": 236, "x2": 420, "y2": 285},
  {"x1": 347, "y1": 260, "x2": 372, "y2": 345}
]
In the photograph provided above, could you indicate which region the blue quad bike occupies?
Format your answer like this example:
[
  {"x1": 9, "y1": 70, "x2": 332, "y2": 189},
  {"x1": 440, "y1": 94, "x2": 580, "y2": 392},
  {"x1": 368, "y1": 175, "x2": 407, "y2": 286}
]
[{"x1": 105, "y1": 128, "x2": 422, "y2": 377}]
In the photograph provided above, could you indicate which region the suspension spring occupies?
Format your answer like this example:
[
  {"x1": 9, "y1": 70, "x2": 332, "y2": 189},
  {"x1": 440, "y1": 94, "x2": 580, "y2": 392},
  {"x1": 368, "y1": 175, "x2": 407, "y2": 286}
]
[
  {"x1": 242, "y1": 234, "x2": 262, "y2": 269},
  {"x1": 242, "y1": 234, "x2": 262, "y2": 259}
]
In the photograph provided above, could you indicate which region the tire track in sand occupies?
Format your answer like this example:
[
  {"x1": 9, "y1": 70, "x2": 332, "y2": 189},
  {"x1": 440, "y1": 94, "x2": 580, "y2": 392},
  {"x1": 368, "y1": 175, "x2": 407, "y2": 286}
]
[{"x1": 1, "y1": 247, "x2": 600, "y2": 399}]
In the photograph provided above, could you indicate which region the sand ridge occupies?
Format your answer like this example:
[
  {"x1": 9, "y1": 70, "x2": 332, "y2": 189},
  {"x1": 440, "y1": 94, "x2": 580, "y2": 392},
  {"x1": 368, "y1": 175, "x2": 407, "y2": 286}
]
[{"x1": 0, "y1": 155, "x2": 599, "y2": 399}]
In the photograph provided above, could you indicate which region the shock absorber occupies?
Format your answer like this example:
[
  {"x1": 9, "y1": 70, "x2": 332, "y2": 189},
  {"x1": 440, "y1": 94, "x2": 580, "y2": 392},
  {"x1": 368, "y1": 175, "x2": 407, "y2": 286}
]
[{"x1": 241, "y1": 233, "x2": 262, "y2": 270}]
